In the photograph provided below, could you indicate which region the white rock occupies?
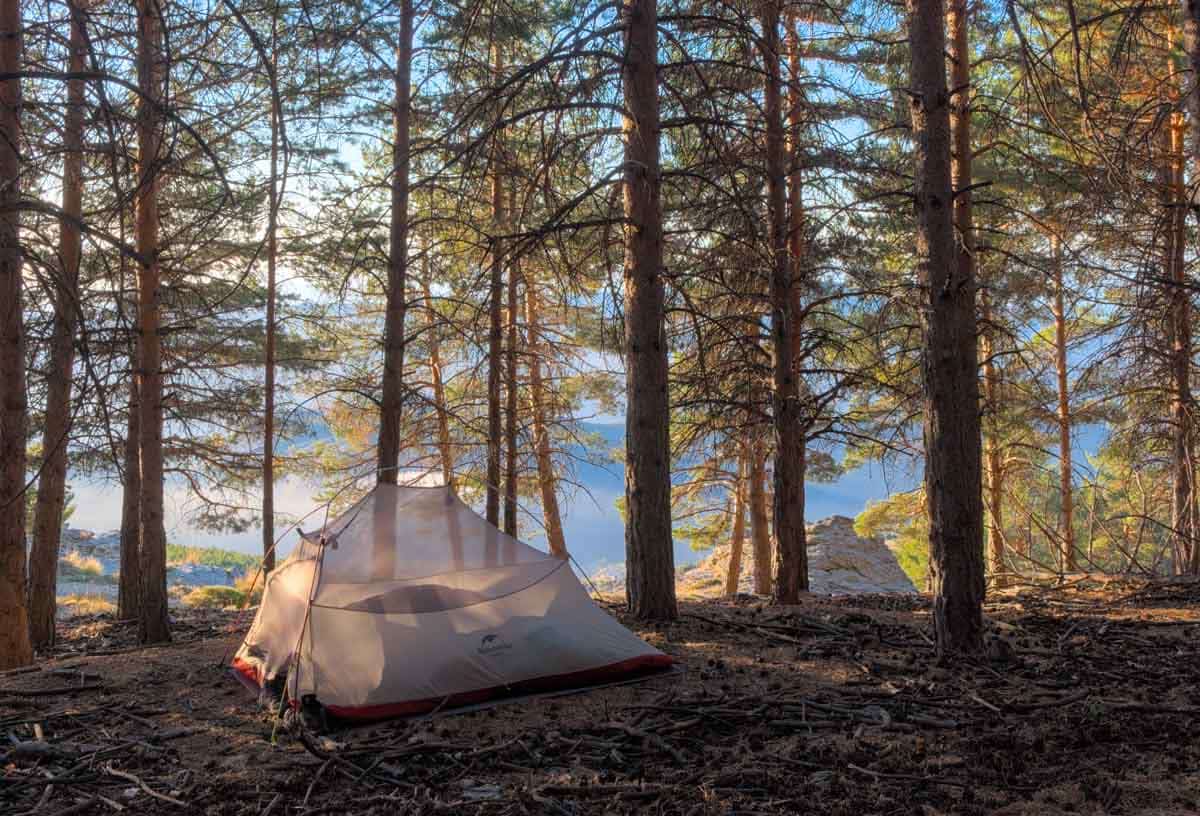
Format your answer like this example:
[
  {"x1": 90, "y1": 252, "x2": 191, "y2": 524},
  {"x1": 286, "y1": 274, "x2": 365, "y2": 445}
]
[{"x1": 680, "y1": 515, "x2": 917, "y2": 597}]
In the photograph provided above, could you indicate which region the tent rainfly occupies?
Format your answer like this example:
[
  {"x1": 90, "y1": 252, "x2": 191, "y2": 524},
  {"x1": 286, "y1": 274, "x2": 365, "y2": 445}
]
[{"x1": 231, "y1": 483, "x2": 672, "y2": 720}]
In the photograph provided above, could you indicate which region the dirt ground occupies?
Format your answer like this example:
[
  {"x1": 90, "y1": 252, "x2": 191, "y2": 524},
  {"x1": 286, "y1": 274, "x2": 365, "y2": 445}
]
[{"x1": 3, "y1": 580, "x2": 1200, "y2": 815}]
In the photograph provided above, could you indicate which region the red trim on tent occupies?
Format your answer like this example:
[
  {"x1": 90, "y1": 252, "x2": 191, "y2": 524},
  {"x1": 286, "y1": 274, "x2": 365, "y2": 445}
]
[
  {"x1": 321, "y1": 653, "x2": 675, "y2": 721},
  {"x1": 231, "y1": 656, "x2": 263, "y2": 688}
]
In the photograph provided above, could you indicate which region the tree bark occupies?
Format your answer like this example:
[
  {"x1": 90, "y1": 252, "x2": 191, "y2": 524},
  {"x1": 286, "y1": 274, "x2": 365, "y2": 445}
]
[
  {"x1": 136, "y1": 0, "x2": 170, "y2": 644},
  {"x1": 377, "y1": 0, "x2": 413, "y2": 489},
  {"x1": 503, "y1": 260, "x2": 519, "y2": 536},
  {"x1": 980, "y1": 286, "x2": 1005, "y2": 582},
  {"x1": 118, "y1": 371, "x2": 141, "y2": 620},
  {"x1": 29, "y1": 2, "x2": 87, "y2": 648},
  {"x1": 1165, "y1": 99, "x2": 1196, "y2": 574},
  {"x1": 421, "y1": 268, "x2": 454, "y2": 487},
  {"x1": 525, "y1": 276, "x2": 567, "y2": 557},
  {"x1": 911, "y1": 0, "x2": 984, "y2": 655},
  {"x1": 949, "y1": 0, "x2": 989, "y2": 593},
  {"x1": 1050, "y1": 232, "x2": 1076, "y2": 574},
  {"x1": 486, "y1": 40, "x2": 505, "y2": 528},
  {"x1": 261, "y1": 9, "x2": 280, "y2": 574},
  {"x1": 0, "y1": 0, "x2": 32, "y2": 670},
  {"x1": 747, "y1": 437, "x2": 772, "y2": 595},
  {"x1": 1181, "y1": 0, "x2": 1200, "y2": 573},
  {"x1": 622, "y1": 0, "x2": 675, "y2": 619},
  {"x1": 761, "y1": 0, "x2": 806, "y2": 603},
  {"x1": 785, "y1": 7, "x2": 810, "y2": 597},
  {"x1": 724, "y1": 453, "x2": 748, "y2": 597},
  {"x1": 948, "y1": 0, "x2": 973, "y2": 297}
]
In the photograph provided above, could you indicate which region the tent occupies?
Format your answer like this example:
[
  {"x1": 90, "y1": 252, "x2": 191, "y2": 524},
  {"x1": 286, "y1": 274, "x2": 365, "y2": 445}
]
[{"x1": 231, "y1": 483, "x2": 672, "y2": 720}]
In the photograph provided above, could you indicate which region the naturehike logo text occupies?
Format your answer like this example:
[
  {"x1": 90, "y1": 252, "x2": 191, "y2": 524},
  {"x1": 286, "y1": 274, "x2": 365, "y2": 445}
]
[{"x1": 477, "y1": 633, "x2": 512, "y2": 655}]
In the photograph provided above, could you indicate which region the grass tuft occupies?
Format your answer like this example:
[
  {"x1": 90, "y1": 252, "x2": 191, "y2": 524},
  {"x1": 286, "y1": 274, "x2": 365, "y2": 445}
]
[
  {"x1": 59, "y1": 550, "x2": 104, "y2": 579},
  {"x1": 181, "y1": 585, "x2": 246, "y2": 609},
  {"x1": 233, "y1": 572, "x2": 264, "y2": 605},
  {"x1": 59, "y1": 594, "x2": 116, "y2": 616}
]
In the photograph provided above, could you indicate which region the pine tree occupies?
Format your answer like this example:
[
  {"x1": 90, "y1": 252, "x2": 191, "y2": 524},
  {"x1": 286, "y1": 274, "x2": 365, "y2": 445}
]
[
  {"x1": 910, "y1": 0, "x2": 984, "y2": 654},
  {"x1": 0, "y1": 0, "x2": 32, "y2": 670},
  {"x1": 136, "y1": 0, "x2": 171, "y2": 644},
  {"x1": 378, "y1": 0, "x2": 415, "y2": 491},
  {"x1": 29, "y1": 0, "x2": 87, "y2": 648},
  {"x1": 622, "y1": 0, "x2": 676, "y2": 620}
]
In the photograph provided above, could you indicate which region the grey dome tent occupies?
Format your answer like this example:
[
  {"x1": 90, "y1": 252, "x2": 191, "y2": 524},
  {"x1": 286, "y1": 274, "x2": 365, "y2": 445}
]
[{"x1": 232, "y1": 483, "x2": 671, "y2": 720}]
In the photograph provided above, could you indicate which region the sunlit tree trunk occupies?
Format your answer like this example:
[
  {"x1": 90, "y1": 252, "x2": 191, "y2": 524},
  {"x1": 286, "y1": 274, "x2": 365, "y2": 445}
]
[
  {"x1": 0, "y1": 0, "x2": 32, "y2": 669},
  {"x1": 761, "y1": 0, "x2": 805, "y2": 603},
  {"x1": 486, "y1": 41, "x2": 505, "y2": 526},
  {"x1": 1164, "y1": 101, "x2": 1196, "y2": 574},
  {"x1": 503, "y1": 261, "x2": 519, "y2": 536},
  {"x1": 950, "y1": 0, "x2": 988, "y2": 592},
  {"x1": 378, "y1": 0, "x2": 413, "y2": 489},
  {"x1": 118, "y1": 369, "x2": 141, "y2": 619},
  {"x1": 912, "y1": 0, "x2": 984, "y2": 654},
  {"x1": 420, "y1": 269, "x2": 454, "y2": 486},
  {"x1": 136, "y1": 0, "x2": 171, "y2": 644},
  {"x1": 261, "y1": 9, "x2": 281, "y2": 574},
  {"x1": 724, "y1": 453, "x2": 748, "y2": 597},
  {"x1": 1181, "y1": 0, "x2": 1200, "y2": 573},
  {"x1": 525, "y1": 276, "x2": 566, "y2": 557},
  {"x1": 980, "y1": 286, "x2": 1006, "y2": 583},
  {"x1": 784, "y1": 8, "x2": 810, "y2": 595},
  {"x1": 1050, "y1": 232, "x2": 1076, "y2": 574},
  {"x1": 748, "y1": 436, "x2": 772, "y2": 594},
  {"x1": 622, "y1": 0, "x2": 675, "y2": 619},
  {"x1": 29, "y1": 2, "x2": 87, "y2": 648}
]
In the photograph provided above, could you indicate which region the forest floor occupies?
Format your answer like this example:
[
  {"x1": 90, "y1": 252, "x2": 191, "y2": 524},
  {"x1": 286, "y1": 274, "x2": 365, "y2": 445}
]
[{"x1": 3, "y1": 580, "x2": 1199, "y2": 815}]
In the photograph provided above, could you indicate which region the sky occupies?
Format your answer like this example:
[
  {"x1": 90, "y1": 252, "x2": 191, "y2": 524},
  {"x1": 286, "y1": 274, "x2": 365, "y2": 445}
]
[{"x1": 63, "y1": 421, "x2": 913, "y2": 577}]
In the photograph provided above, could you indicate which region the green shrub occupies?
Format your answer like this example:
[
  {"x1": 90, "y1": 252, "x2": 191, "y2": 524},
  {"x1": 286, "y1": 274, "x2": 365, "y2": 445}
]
[
  {"x1": 855, "y1": 491, "x2": 929, "y2": 589},
  {"x1": 166, "y1": 544, "x2": 257, "y2": 572}
]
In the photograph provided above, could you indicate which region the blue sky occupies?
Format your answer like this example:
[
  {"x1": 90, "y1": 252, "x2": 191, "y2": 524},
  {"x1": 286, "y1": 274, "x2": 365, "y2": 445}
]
[{"x1": 64, "y1": 420, "x2": 912, "y2": 576}]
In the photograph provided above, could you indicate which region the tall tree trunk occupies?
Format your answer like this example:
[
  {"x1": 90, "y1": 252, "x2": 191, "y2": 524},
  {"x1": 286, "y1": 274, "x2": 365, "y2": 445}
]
[
  {"x1": 785, "y1": 11, "x2": 805, "y2": 275},
  {"x1": 980, "y1": 285, "x2": 1005, "y2": 582},
  {"x1": 784, "y1": 8, "x2": 810, "y2": 596},
  {"x1": 0, "y1": 0, "x2": 32, "y2": 670},
  {"x1": 761, "y1": 0, "x2": 805, "y2": 603},
  {"x1": 486, "y1": 40, "x2": 505, "y2": 527},
  {"x1": 622, "y1": 0, "x2": 675, "y2": 620},
  {"x1": 421, "y1": 270, "x2": 454, "y2": 486},
  {"x1": 29, "y1": 2, "x2": 87, "y2": 648},
  {"x1": 118, "y1": 371, "x2": 141, "y2": 620},
  {"x1": 261, "y1": 10, "x2": 280, "y2": 574},
  {"x1": 1165, "y1": 101, "x2": 1196, "y2": 574},
  {"x1": 377, "y1": 0, "x2": 413, "y2": 488},
  {"x1": 503, "y1": 261, "x2": 519, "y2": 536},
  {"x1": 948, "y1": 0, "x2": 973, "y2": 289},
  {"x1": 1182, "y1": 0, "x2": 1200, "y2": 573},
  {"x1": 748, "y1": 437, "x2": 772, "y2": 594},
  {"x1": 911, "y1": 0, "x2": 984, "y2": 655},
  {"x1": 525, "y1": 276, "x2": 567, "y2": 557},
  {"x1": 136, "y1": 0, "x2": 170, "y2": 644},
  {"x1": 948, "y1": 0, "x2": 985, "y2": 594},
  {"x1": 724, "y1": 453, "x2": 748, "y2": 597},
  {"x1": 1050, "y1": 232, "x2": 1076, "y2": 574}
]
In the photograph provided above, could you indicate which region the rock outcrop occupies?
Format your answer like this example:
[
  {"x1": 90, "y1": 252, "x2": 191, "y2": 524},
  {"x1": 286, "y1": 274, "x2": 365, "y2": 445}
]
[{"x1": 679, "y1": 515, "x2": 917, "y2": 597}]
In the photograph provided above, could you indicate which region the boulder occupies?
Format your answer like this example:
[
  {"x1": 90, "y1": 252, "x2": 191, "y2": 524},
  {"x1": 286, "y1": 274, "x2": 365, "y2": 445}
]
[
  {"x1": 680, "y1": 515, "x2": 917, "y2": 597},
  {"x1": 61, "y1": 526, "x2": 94, "y2": 544}
]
